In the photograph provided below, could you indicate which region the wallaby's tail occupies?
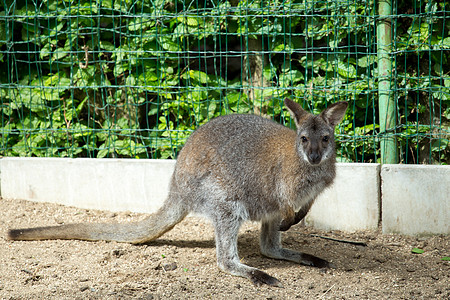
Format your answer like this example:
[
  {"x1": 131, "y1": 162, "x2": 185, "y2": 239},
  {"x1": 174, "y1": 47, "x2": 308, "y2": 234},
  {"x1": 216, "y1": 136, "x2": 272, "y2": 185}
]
[{"x1": 7, "y1": 198, "x2": 188, "y2": 244}]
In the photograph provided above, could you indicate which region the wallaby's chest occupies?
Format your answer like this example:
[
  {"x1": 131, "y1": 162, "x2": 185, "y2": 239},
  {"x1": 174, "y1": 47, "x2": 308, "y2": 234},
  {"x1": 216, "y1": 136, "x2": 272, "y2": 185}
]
[{"x1": 285, "y1": 165, "x2": 335, "y2": 211}]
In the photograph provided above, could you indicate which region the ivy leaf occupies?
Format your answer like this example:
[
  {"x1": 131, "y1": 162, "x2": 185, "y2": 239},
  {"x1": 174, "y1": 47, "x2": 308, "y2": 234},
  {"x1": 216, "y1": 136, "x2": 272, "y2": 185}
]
[
  {"x1": 442, "y1": 37, "x2": 450, "y2": 48},
  {"x1": 336, "y1": 61, "x2": 357, "y2": 79},
  {"x1": 357, "y1": 55, "x2": 376, "y2": 68},
  {"x1": 159, "y1": 36, "x2": 180, "y2": 52},
  {"x1": 279, "y1": 70, "x2": 304, "y2": 87},
  {"x1": 183, "y1": 70, "x2": 210, "y2": 85}
]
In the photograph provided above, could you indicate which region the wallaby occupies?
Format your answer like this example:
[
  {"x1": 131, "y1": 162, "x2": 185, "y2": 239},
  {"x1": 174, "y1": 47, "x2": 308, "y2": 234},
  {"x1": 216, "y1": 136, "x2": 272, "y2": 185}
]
[{"x1": 8, "y1": 98, "x2": 348, "y2": 287}]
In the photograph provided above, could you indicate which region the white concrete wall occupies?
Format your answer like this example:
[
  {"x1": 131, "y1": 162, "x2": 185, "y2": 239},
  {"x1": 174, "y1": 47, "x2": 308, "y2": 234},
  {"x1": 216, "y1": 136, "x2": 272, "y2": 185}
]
[
  {"x1": 0, "y1": 158, "x2": 174, "y2": 213},
  {"x1": 0, "y1": 158, "x2": 448, "y2": 235},
  {"x1": 381, "y1": 164, "x2": 450, "y2": 235},
  {"x1": 305, "y1": 163, "x2": 380, "y2": 232}
]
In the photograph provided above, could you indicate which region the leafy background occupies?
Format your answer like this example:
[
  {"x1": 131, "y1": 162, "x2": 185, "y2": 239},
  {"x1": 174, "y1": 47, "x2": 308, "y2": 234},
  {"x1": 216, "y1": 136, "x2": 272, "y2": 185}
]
[{"x1": 1, "y1": 0, "x2": 449, "y2": 163}]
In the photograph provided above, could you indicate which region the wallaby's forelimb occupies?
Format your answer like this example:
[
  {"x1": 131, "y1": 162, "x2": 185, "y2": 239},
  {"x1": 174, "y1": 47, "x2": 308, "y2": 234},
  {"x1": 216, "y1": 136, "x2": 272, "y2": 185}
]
[{"x1": 279, "y1": 200, "x2": 315, "y2": 232}]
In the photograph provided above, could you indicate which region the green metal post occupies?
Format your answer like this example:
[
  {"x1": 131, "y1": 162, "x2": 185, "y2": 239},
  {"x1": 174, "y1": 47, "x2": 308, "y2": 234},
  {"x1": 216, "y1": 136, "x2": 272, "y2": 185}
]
[{"x1": 377, "y1": 0, "x2": 397, "y2": 164}]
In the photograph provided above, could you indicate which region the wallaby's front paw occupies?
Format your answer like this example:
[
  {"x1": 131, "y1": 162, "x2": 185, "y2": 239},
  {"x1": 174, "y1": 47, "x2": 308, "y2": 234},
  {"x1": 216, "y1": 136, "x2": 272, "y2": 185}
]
[
  {"x1": 278, "y1": 219, "x2": 293, "y2": 231},
  {"x1": 299, "y1": 253, "x2": 330, "y2": 268},
  {"x1": 248, "y1": 269, "x2": 283, "y2": 288}
]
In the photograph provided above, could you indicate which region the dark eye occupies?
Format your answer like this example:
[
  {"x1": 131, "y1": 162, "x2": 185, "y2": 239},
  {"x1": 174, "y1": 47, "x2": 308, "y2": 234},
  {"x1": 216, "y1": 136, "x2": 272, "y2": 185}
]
[
  {"x1": 301, "y1": 136, "x2": 308, "y2": 143},
  {"x1": 322, "y1": 136, "x2": 329, "y2": 142}
]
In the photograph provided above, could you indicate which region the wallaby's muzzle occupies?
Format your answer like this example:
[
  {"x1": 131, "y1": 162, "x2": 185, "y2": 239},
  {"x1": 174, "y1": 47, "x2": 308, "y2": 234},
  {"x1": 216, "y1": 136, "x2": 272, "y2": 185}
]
[{"x1": 308, "y1": 152, "x2": 322, "y2": 165}]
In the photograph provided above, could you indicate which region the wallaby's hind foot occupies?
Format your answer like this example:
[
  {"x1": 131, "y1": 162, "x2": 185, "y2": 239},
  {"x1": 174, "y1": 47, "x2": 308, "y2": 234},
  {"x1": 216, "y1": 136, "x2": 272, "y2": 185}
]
[
  {"x1": 218, "y1": 259, "x2": 283, "y2": 287},
  {"x1": 248, "y1": 269, "x2": 283, "y2": 287},
  {"x1": 217, "y1": 258, "x2": 283, "y2": 287},
  {"x1": 298, "y1": 253, "x2": 330, "y2": 268}
]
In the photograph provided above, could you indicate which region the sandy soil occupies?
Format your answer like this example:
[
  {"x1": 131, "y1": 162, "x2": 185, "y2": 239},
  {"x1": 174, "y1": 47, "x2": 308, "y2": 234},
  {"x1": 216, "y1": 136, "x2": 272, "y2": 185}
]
[{"x1": 0, "y1": 198, "x2": 448, "y2": 299}]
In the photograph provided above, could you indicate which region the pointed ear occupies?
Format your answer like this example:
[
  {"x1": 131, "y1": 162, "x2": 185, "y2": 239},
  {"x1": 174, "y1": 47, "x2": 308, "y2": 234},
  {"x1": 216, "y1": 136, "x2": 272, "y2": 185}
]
[
  {"x1": 284, "y1": 98, "x2": 309, "y2": 127},
  {"x1": 320, "y1": 101, "x2": 348, "y2": 127}
]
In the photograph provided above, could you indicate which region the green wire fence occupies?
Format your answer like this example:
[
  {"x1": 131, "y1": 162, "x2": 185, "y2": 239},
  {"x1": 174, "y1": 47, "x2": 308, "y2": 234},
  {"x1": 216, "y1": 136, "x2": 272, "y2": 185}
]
[{"x1": 0, "y1": 0, "x2": 449, "y2": 164}]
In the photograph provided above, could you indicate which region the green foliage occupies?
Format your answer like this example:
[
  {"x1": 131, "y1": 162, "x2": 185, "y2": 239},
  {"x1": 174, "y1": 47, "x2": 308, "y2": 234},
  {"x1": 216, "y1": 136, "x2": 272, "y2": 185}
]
[
  {"x1": 411, "y1": 247, "x2": 425, "y2": 254},
  {"x1": 0, "y1": 0, "x2": 449, "y2": 163}
]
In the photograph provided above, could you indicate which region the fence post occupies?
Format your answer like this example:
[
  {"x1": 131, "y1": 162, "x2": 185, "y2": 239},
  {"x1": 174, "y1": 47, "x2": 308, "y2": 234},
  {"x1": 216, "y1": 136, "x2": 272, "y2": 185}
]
[{"x1": 377, "y1": 0, "x2": 397, "y2": 164}]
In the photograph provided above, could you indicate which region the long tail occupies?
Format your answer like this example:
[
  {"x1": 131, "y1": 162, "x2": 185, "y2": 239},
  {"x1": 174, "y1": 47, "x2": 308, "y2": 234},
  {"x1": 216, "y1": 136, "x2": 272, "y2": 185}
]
[{"x1": 7, "y1": 198, "x2": 188, "y2": 244}]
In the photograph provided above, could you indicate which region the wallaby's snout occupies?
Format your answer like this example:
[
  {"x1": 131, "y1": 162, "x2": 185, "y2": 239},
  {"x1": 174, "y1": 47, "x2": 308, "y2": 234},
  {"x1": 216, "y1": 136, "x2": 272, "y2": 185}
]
[{"x1": 308, "y1": 150, "x2": 322, "y2": 165}]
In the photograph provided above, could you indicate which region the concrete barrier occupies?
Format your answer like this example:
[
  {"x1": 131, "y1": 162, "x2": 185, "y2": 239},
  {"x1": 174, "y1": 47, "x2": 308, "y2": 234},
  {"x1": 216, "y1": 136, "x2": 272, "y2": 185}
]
[
  {"x1": 1, "y1": 158, "x2": 448, "y2": 235},
  {"x1": 381, "y1": 164, "x2": 450, "y2": 235},
  {"x1": 0, "y1": 158, "x2": 174, "y2": 213},
  {"x1": 305, "y1": 163, "x2": 380, "y2": 232}
]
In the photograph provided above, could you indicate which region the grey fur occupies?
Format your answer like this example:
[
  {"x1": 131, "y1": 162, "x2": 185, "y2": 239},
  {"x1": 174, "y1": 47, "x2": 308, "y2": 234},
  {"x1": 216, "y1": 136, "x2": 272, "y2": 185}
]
[{"x1": 8, "y1": 98, "x2": 348, "y2": 287}]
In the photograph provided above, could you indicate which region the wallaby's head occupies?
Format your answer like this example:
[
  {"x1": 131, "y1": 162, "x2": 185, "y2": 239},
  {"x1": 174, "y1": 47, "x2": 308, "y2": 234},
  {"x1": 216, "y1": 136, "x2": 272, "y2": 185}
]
[{"x1": 284, "y1": 98, "x2": 348, "y2": 166}]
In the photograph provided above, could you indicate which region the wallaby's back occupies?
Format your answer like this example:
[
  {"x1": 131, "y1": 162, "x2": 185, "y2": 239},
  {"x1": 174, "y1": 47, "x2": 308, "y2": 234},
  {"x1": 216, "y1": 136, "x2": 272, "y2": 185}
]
[{"x1": 177, "y1": 114, "x2": 298, "y2": 188}]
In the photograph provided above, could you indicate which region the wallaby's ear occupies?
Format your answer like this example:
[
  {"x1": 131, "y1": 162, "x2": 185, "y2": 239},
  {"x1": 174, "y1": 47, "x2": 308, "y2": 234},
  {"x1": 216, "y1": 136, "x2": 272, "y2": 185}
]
[
  {"x1": 320, "y1": 101, "x2": 348, "y2": 127},
  {"x1": 284, "y1": 98, "x2": 309, "y2": 127}
]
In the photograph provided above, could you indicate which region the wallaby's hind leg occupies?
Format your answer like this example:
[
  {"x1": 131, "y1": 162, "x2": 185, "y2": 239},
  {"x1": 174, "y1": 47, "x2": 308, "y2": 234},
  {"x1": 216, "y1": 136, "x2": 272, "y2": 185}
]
[
  {"x1": 260, "y1": 218, "x2": 329, "y2": 268},
  {"x1": 211, "y1": 208, "x2": 282, "y2": 287}
]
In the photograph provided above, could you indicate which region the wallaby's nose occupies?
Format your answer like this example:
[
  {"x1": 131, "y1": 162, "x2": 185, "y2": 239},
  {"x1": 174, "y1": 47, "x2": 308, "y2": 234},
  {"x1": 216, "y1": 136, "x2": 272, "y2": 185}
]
[{"x1": 308, "y1": 152, "x2": 321, "y2": 164}]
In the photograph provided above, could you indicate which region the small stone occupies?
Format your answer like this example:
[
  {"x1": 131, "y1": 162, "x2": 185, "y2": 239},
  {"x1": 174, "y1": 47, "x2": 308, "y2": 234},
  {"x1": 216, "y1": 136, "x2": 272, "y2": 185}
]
[
  {"x1": 55, "y1": 218, "x2": 65, "y2": 224},
  {"x1": 107, "y1": 212, "x2": 117, "y2": 218},
  {"x1": 162, "y1": 262, "x2": 177, "y2": 271},
  {"x1": 112, "y1": 249, "x2": 125, "y2": 257},
  {"x1": 80, "y1": 286, "x2": 89, "y2": 292}
]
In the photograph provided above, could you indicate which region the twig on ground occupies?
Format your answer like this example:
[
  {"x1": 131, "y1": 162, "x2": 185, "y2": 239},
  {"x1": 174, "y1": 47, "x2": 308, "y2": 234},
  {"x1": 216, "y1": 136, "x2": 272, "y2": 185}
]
[
  {"x1": 320, "y1": 283, "x2": 336, "y2": 299},
  {"x1": 310, "y1": 234, "x2": 367, "y2": 246}
]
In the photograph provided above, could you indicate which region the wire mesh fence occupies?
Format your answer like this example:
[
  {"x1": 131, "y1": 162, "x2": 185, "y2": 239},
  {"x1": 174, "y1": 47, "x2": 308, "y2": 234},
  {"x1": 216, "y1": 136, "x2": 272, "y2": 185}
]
[{"x1": 0, "y1": 0, "x2": 449, "y2": 163}]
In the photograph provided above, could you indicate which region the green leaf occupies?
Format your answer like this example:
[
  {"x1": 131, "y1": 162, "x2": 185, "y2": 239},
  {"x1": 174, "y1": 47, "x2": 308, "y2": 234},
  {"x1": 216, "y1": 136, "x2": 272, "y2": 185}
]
[
  {"x1": 442, "y1": 37, "x2": 450, "y2": 49},
  {"x1": 411, "y1": 248, "x2": 425, "y2": 254},
  {"x1": 336, "y1": 61, "x2": 357, "y2": 79},
  {"x1": 159, "y1": 37, "x2": 180, "y2": 52},
  {"x1": 40, "y1": 42, "x2": 53, "y2": 59},
  {"x1": 441, "y1": 257, "x2": 450, "y2": 261},
  {"x1": 128, "y1": 19, "x2": 154, "y2": 31},
  {"x1": 432, "y1": 84, "x2": 450, "y2": 100},
  {"x1": 183, "y1": 70, "x2": 210, "y2": 84},
  {"x1": 357, "y1": 55, "x2": 376, "y2": 68},
  {"x1": 177, "y1": 16, "x2": 200, "y2": 27},
  {"x1": 263, "y1": 66, "x2": 274, "y2": 81},
  {"x1": 97, "y1": 148, "x2": 109, "y2": 158},
  {"x1": 279, "y1": 69, "x2": 304, "y2": 87},
  {"x1": 100, "y1": 41, "x2": 115, "y2": 51}
]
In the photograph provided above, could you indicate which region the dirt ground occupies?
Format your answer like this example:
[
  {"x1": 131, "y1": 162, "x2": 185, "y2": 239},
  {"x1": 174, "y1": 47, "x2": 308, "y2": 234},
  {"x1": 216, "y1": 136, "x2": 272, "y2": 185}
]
[{"x1": 0, "y1": 198, "x2": 448, "y2": 300}]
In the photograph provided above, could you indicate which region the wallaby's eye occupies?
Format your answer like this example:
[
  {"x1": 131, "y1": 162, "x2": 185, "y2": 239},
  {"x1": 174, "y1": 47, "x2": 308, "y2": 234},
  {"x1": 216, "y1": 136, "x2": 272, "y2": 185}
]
[
  {"x1": 323, "y1": 136, "x2": 329, "y2": 142},
  {"x1": 301, "y1": 136, "x2": 308, "y2": 143}
]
